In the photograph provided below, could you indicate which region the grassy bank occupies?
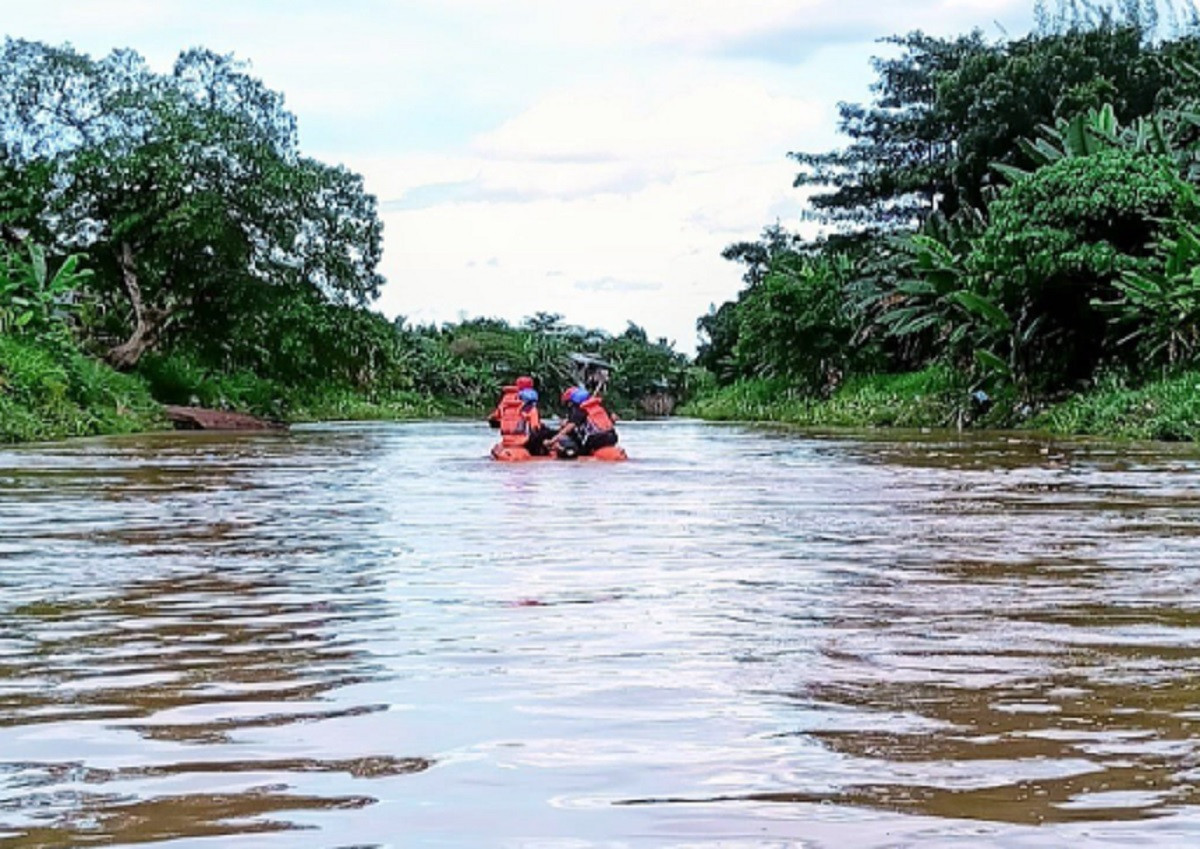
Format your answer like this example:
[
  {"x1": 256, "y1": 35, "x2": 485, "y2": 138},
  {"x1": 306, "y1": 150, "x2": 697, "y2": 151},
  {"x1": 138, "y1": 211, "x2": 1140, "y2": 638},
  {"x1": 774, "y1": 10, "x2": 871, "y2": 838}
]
[
  {"x1": 9, "y1": 338, "x2": 1200, "y2": 445},
  {"x1": 0, "y1": 340, "x2": 470, "y2": 444},
  {"x1": 1034, "y1": 372, "x2": 1200, "y2": 442},
  {"x1": 684, "y1": 367, "x2": 1200, "y2": 443},
  {"x1": 680, "y1": 368, "x2": 965, "y2": 429},
  {"x1": 136, "y1": 352, "x2": 456, "y2": 424},
  {"x1": 0, "y1": 336, "x2": 165, "y2": 443}
]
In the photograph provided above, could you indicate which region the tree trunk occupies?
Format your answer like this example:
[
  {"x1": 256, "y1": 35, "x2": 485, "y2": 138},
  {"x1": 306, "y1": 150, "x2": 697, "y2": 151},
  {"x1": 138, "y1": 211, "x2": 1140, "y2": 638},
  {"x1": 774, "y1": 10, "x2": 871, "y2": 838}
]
[{"x1": 106, "y1": 241, "x2": 165, "y2": 370}]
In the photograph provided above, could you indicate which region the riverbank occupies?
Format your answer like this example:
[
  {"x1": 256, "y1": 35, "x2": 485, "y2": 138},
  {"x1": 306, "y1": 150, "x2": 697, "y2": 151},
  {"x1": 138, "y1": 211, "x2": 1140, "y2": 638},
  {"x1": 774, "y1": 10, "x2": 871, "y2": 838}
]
[
  {"x1": 0, "y1": 336, "x2": 460, "y2": 444},
  {"x1": 8, "y1": 334, "x2": 1200, "y2": 445},
  {"x1": 1031, "y1": 371, "x2": 1200, "y2": 442},
  {"x1": 681, "y1": 369, "x2": 962, "y2": 430},
  {"x1": 681, "y1": 368, "x2": 1200, "y2": 443}
]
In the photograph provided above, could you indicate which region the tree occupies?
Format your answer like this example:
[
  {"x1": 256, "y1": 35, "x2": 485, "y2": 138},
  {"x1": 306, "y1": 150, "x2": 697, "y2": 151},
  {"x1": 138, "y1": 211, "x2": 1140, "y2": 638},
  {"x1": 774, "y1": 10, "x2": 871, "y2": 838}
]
[
  {"x1": 698, "y1": 225, "x2": 803, "y2": 384},
  {"x1": 971, "y1": 149, "x2": 1197, "y2": 386},
  {"x1": 791, "y1": 30, "x2": 994, "y2": 227},
  {"x1": 695, "y1": 301, "x2": 742, "y2": 383},
  {"x1": 720, "y1": 224, "x2": 799, "y2": 287},
  {"x1": 792, "y1": 17, "x2": 1200, "y2": 232},
  {"x1": 727, "y1": 253, "x2": 856, "y2": 394},
  {"x1": 0, "y1": 40, "x2": 383, "y2": 368}
]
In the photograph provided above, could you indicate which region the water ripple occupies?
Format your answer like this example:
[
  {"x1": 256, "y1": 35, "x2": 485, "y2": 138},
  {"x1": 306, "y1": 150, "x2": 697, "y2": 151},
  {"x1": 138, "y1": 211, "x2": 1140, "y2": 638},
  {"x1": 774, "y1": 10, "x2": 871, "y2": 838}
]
[{"x1": 1, "y1": 421, "x2": 1199, "y2": 847}]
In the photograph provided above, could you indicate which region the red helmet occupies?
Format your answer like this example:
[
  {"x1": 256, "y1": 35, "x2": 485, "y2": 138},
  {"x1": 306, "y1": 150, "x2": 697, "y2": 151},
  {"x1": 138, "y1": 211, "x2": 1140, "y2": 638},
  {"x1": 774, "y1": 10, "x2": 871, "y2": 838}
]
[{"x1": 516, "y1": 376, "x2": 534, "y2": 389}]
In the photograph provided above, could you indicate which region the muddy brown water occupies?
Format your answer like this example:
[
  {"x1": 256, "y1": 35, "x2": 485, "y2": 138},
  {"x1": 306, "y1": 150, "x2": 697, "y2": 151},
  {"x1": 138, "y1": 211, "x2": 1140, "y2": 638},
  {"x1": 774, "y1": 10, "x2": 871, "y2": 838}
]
[{"x1": 2, "y1": 420, "x2": 1200, "y2": 848}]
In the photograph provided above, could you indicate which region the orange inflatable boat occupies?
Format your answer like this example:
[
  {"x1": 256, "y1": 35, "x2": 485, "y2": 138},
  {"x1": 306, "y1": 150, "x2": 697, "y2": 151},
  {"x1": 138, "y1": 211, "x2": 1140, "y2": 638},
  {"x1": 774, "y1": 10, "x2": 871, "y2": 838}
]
[{"x1": 491, "y1": 444, "x2": 628, "y2": 462}]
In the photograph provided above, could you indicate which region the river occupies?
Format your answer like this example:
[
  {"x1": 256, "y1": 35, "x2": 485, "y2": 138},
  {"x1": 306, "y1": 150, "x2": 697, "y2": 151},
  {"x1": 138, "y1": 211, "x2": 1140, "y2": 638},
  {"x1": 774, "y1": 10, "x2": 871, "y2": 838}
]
[{"x1": 2, "y1": 420, "x2": 1199, "y2": 848}]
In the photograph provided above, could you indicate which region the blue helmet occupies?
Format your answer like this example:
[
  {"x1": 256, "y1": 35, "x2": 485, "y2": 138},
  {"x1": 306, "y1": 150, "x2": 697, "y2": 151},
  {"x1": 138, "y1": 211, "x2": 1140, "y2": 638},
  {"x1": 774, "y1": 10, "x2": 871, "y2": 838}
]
[
  {"x1": 569, "y1": 388, "x2": 590, "y2": 405},
  {"x1": 518, "y1": 388, "x2": 538, "y2": 404}
]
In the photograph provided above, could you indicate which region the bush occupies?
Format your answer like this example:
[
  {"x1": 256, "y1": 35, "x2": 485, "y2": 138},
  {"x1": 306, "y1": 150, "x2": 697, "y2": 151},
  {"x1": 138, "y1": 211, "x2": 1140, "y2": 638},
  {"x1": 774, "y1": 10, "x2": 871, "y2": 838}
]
[
  {"x1": 0, "y1": 335, "x2": 162, "y2": 442},
  {"x1": 681, "y1": 367, "x2": 964, "y2": 428},
  {"x1": 1033, "y1": 370, "x2": 1200, "y2": 441},
  {"x1": 137, "y1": 352, "x2": 285, "y2": 416}
]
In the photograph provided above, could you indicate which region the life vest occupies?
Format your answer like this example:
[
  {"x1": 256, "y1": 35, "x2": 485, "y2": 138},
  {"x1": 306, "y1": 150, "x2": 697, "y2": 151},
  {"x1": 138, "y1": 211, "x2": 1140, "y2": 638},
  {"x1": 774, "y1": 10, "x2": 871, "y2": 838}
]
[
  {"x1": 579, "y1": 396, "x2": 615, "y2": 435},
  {"x1": 494, "y1": 387, "x2": 525, "y2": 446},
  {"x1": 498, "y1": 389, "x2": 543, "y2": 447},
  {"x1": 488, "y1": 387, "x2": 514, "y2": 426},
  {"x1": 524, "y1": 404, "x2": 542, "y2": 432}
]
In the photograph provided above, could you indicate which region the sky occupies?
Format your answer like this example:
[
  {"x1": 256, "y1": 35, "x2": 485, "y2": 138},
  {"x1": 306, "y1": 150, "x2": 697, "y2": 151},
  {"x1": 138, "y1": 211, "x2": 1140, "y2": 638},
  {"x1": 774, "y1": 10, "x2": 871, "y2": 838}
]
[{"x1": 3, "y1": 1, "x2": 1036, "y2": 352}]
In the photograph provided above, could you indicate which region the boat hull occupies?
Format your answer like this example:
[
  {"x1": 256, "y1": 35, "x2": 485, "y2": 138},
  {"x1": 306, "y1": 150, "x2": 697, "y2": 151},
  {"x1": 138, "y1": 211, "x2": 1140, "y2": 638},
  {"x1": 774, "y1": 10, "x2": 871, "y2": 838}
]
[{"x1": 490, "y1": 444, "x2": 628, "y2": 462}]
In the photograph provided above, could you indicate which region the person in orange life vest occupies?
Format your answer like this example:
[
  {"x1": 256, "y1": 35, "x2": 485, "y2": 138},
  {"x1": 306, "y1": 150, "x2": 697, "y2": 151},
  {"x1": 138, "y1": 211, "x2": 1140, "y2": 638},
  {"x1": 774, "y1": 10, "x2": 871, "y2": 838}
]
[
  {"x1": 546, "y1": 387, "x2": 618, "y2": 457},
  {"x1": 516, "y1": 387, "x2": 555, "y2": 455},
  {"x1": 488, "y1": 376, "x2": 534, "y2": 429},
  {"x1": 493, "y1": 379, "x2": 554, "y2": 456}
]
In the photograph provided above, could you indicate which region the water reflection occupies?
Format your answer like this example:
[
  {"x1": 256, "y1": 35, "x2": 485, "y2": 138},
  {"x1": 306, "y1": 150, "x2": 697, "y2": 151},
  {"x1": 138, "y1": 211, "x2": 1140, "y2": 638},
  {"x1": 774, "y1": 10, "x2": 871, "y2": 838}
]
[
  {"x1": 0, "y1": 569, "x2": 425, "y2": 845},
  {"x1": 1, "y1": 422, "x2": 1200, "y2": 847},
  {"x1": 0, "y1": 431, "x2": 433, "y2": 846}
]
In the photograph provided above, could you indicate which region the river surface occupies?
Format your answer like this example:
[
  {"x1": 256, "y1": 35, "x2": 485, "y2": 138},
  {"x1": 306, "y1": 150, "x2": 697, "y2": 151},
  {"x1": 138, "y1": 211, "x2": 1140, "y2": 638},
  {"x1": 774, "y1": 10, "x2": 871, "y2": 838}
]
[{"x1": 2, "y1": 420, "x2": 1200, "y2": 848}]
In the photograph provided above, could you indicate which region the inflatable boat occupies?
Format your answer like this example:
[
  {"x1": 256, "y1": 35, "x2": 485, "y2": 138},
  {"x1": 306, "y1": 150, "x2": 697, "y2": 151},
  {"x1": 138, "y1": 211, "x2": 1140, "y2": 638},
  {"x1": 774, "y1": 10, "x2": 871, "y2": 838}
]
[{"x1": 491, "y1": 443, "x2": 628, "y2": 462}]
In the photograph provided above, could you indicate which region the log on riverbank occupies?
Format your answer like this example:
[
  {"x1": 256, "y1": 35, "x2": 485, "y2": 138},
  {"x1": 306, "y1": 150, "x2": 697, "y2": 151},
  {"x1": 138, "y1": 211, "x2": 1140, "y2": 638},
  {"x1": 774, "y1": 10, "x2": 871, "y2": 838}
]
[{"x1": 164, "y1": 405, "x2": 288, "y2": 432}]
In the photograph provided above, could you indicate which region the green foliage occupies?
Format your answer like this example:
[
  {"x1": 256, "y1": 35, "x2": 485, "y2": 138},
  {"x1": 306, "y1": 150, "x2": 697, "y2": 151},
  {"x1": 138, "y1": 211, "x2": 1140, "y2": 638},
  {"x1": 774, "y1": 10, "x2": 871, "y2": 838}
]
[
  {"x1": 681, "y1": 368, "x2": 964, "y2": 429},
  {"x1": 873, "y1": 211, "x2": 1007, "y2": 370},
  {"x1": 199, "y1": 284, "x2": 415, "y2": 392},
  {"x1": 695, "y1": 300, "x2": 742, "y2": 383},
  {"x1": 0, "y1": 39, "x2": 691, "y2": 440},
  {"x1": 730, "y1": 253, "x2": 856, "y2": 393},
  {"x1": 971, "y1": 150, "x2": 1195, "y2": 387},
  {"x1": 792, "y1": 30, "x2": 993, "y2": 225},
  {"x1": 679, "y1": 377, "x2": 799, "y2": 421},
  {"x1": 1034, "y1": 369, "x2": 1200, "y2": 440},
  {"x1": 794, "y1": 16, "x2": 1200, "y2": 229},
  {"x1": 284, "y1": 387, "x2": 445, "y2": 423},
  {"x1": 599, "y1": 323, "x2": 690, "y2": 412},
  {"x1": 695, "y1": 11, "x2": 1200, "y2": 440},
  {"x1": 0, "y1": 334, "x2": 162, "y2": 442},
  {"x1": 0, "y1": 241, "x2": 91, "y2": 343},
  {"x1": 982, "y1": 151, "x2": 1186, "y2": 274},
  {"x1": 1100, "y1": 223, "x2": 1200, "y2": 366},
  {"x1": 136, "y1": 352, "x2": 284, "y2": 416},
  {"x1": 398, "y1": 315, "x2": 689, "y2": 415},
  {"x1": 0, "y1": 40, "x2": 383, "y2": 368},
  {"x1": 993, "y1": 104, "x2": 1123, "y2": 183},
  {"x1": 698, "y1": 244, "x2": 867, "y2": 393}
]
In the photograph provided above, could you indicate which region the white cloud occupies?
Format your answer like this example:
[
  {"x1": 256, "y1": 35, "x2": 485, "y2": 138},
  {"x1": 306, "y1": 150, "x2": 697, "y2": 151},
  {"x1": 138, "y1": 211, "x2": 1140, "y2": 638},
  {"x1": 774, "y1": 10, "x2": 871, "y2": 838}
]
[
  {"x1": 476, "y1": 71, "x2": 822, "y2": 163},
  {"x1": 427, "y1": 0, "x2": 1031, "y2": 51},
  {"x1": 375, "y1": 156, "x2": 811, "y2": 349}
]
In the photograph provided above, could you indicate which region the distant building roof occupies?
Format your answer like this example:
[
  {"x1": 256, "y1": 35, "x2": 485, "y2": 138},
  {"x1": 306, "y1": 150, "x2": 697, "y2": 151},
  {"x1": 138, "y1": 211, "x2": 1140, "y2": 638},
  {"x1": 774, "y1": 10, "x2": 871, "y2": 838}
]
[{"x1": 568, "y1": 352, "x2": 613, "y2": 370}]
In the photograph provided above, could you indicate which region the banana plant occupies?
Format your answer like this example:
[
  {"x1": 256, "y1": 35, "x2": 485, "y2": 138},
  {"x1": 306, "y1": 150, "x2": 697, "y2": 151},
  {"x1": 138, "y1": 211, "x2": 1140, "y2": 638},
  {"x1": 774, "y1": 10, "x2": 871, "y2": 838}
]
[
  {"x1": 878, "y1": 209, "x2": 1007, "y2": 347},
  {"x1": 876, "y1": 210, "x2": 1028, "y2": 397},
  {"x1": 1096, "y1": 224, "x2": 1200, "y2": 368},
  {"x1": 0, "y1": 241, "x2": 92, "y2": 340},
  {"x1": 993, "y1": 101, "x2": 1196, "y2": 186},
  {"x1": 992, "y1": 104, "x2": 1122, "y2": 183}
]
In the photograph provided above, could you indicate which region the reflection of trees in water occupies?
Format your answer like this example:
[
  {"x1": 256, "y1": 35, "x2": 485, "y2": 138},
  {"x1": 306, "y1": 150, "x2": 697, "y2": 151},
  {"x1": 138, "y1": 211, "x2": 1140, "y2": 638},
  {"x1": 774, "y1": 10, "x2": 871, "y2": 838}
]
[
  {"x1": 794, "y1": 652, "x2": 1200, "y2": 825},
  {"x1": 619, "y1": 596, "x2": 1200, "y2": 826},
  {"x1": 0, "y1": 572, "x2": 428, "y2": 845},
  {"x1": 2, "y1": 787, "x2": 376, "y2": 849},
  {"x1": 801, "y1": 610, "x2": 1199, "y2": 824}
]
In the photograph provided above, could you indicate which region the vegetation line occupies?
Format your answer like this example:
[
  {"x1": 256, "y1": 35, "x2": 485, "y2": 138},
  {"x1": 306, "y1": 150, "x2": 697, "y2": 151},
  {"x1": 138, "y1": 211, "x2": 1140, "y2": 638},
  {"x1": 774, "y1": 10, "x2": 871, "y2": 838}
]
[
  {"x1": 7, "y1": 2, "x2": 1200, "y2": 444},
  {"x1": 688, "y1": 1, "x2": 1200, "y2": 442}
]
